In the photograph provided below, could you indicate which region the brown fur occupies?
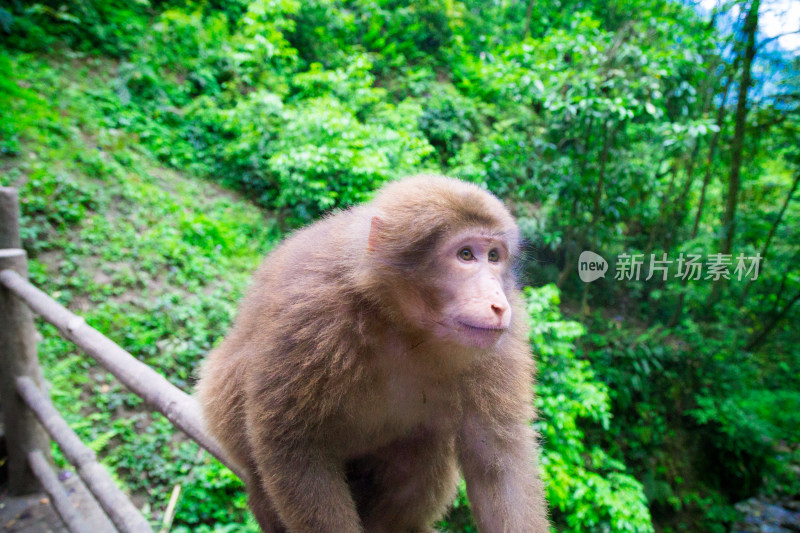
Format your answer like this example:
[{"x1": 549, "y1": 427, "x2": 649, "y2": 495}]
[{"x1": 196, "y1": 175, "x2": 549, "y2": 532}]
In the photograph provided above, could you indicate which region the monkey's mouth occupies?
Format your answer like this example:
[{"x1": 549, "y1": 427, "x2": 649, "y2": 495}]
[
  {"x1": 456, "y1": 321, "x2": 507, "y2": 348},
  {"x1": 457, "y1": 321, "x2": 507, "y2": 332}
]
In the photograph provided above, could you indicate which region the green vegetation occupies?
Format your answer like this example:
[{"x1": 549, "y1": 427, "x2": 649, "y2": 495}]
[{"x1": 1, "y1": 0, "x2": 798, "y2": 531}]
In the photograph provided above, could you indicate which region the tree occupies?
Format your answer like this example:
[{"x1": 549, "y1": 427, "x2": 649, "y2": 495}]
[{"x1": 717, "y1": 0, "x2": 760, "y2": 302}]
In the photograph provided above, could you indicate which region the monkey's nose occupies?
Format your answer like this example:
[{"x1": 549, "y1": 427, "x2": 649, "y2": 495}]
[{"x1": 489, "y1": 293, "x2": 511, "y2": 327}]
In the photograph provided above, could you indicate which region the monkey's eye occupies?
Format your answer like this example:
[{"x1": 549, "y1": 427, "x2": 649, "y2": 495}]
[
  {"x1": 488, "y1": 249, "x2": 500, "y2": 263},
  {"x1": 458, "y1": 248, "x2": 475, "y2": 261}
]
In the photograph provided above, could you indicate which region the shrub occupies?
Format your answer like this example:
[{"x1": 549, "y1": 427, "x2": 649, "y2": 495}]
[{"x1": 527, "y1": 285, "x2": 655, "y2": 532}]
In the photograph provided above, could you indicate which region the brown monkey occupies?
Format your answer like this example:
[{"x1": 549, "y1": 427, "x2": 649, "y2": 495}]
[{"x1": 196, "y1": 175, "x2": 549, "y2": 533}]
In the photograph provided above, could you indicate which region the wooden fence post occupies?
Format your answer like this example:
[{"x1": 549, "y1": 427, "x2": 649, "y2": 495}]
[
  {"x1": 0, "y1": 186, "x2": 22, "y2": 249},
  {"x1": 0, "y1": 186, "x2": 50, "y2": 494}
]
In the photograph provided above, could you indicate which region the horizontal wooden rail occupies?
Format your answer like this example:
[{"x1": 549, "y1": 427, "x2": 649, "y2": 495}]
[
  {"x1": 0, "y1": 268, "x2": 245, "y2": 482},
  {"x1": 17, "y1": 376, "x2": 153, "y2": 533},
  {"x1": 28, "y1": 449, "x2": 96, "y2": 533}
]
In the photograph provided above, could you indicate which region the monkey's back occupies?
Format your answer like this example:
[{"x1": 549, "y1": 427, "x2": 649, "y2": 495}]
[{"x1": 197, "y1": 207, "x2": 375, "y2": 470}]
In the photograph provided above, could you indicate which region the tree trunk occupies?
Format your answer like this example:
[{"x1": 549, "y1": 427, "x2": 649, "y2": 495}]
[
  {"x1": 522, "y1": 0, "x2": 536, "y2": 40},
  {"x1": 745, "y1": 290, "x2": 800, "y2": 351},
  {"x1": 663, "y1": 56, "x2": 720, "y2": 246},
  {"x1": 592, "y1": 121, "x2": 615, "y2": 226},
  {"x1": 691, "y1": 72, "x2": 735, "y2": 238},
  {"x1": 739, "y1": 170, "x2": 800, "y2": 304},
  {"x1": 671, "y1": 43, "x2": 738, "y2": 326},
  {"x1": 721, "y1": 0, "x2": 759, "y2": 257},
  {"x1": 714, "y1": 0, "x2": 759, "y2": 303},
  {"x1": 647, "y1": 164, "x2": 678, "y2": 254}
]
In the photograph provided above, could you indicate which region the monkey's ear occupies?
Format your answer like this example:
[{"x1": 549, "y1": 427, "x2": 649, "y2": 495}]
[{"x1": 367, "y1": 216, "x2": 386, "y2": 252}]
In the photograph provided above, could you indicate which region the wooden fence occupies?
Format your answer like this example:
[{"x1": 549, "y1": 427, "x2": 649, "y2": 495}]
[{"x1": 0, "y1": 187, "x2": 245, "y2": 533}]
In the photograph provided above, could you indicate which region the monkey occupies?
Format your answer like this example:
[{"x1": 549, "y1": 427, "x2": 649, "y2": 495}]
[{"x1": 196, "y1": 175, "x2": 549, "y2": 533}]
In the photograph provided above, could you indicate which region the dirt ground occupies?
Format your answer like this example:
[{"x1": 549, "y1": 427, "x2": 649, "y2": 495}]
[{"x1": 0, "y1": 471, "x2": 116, "y2": 533}]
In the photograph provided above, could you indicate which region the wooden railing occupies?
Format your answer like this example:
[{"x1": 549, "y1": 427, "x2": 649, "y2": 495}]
[{"x1": 0, "y1": 187, "x2": 244, "y2": 533}]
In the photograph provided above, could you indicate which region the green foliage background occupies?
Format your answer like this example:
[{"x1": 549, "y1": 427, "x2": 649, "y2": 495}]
[{"x1": 1, "y1": 0, "x2": 798, "y2": 531}]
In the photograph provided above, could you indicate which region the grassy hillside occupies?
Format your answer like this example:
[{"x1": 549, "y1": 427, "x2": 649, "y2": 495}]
[{"x1": 2, "y1": 51, "x2": 275, "y2": 531}]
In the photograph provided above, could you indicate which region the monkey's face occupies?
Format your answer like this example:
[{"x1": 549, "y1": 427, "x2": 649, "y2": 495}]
[{"x1": 431, "y1": 228, "x2": 512, "y2": 350}]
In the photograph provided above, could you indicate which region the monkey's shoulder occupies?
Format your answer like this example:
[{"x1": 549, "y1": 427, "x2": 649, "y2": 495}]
[
  {"x1": 240, "y1": 212, "x2": 367, "y2": 310},
  {"x1": 258, "y1": 208, "x2": 366, "y2": 270}
]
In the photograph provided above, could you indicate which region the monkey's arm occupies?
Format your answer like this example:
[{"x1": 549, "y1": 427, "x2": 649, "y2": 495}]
[
  {"x1": 457, "y1": 414, "x2": 549, "y2": 532},
  {"x1": 457, "y1": 342, "x2": 550, "y2": 533},
  {"x1": 252, "y1": 438, "x2": 363, "y2": 533}
]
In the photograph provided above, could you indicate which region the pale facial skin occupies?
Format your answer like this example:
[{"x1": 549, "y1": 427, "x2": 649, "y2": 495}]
[{"x1": 433, "y1": 229, "x2": 513, "y2": 349}]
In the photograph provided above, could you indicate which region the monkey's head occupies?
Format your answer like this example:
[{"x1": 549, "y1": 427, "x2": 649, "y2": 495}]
[{"x1": 364, "y1": 175, "x2": 520, "y2": 351}]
